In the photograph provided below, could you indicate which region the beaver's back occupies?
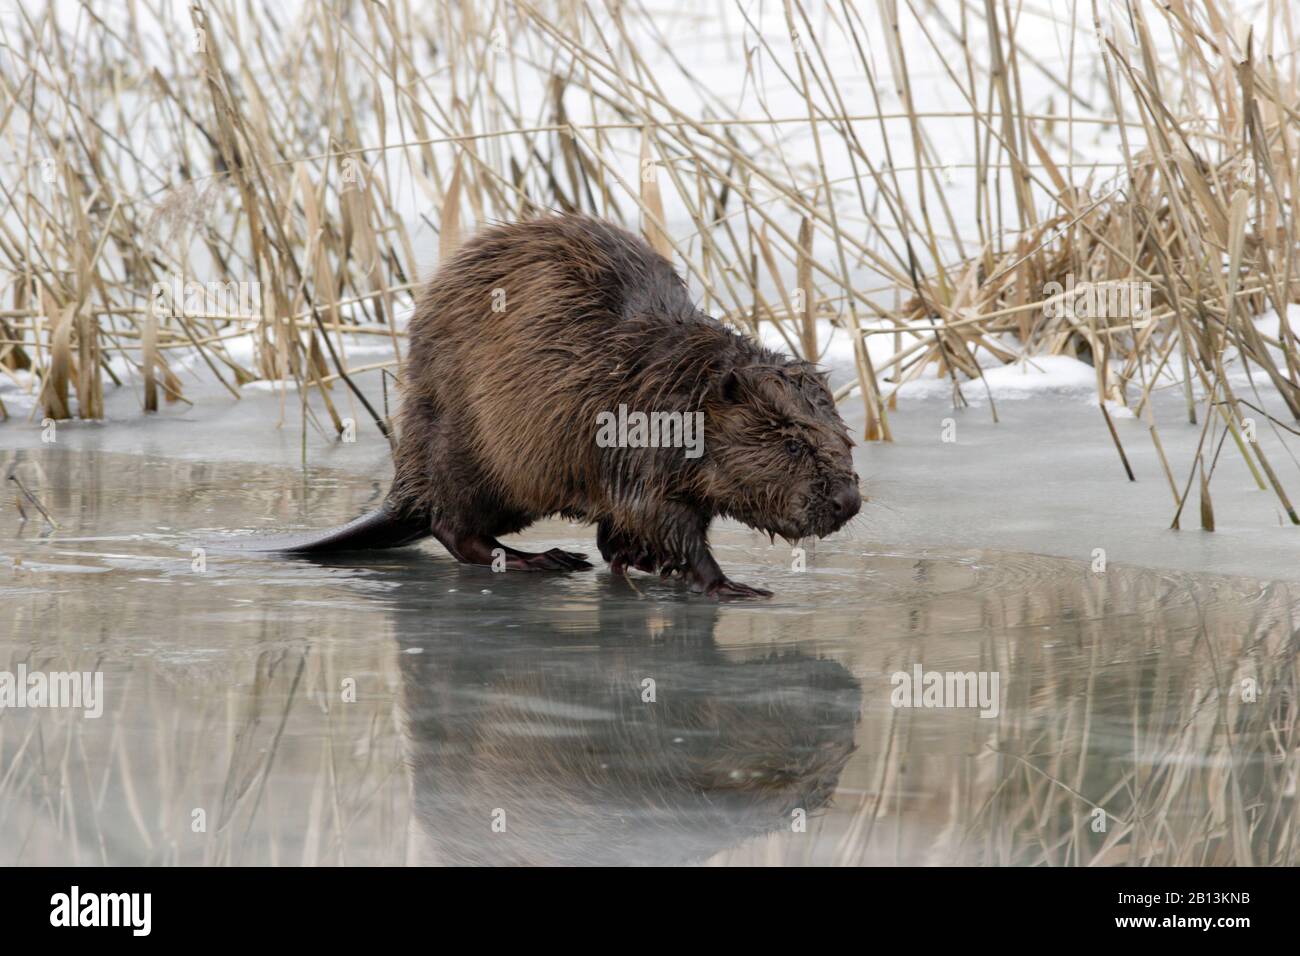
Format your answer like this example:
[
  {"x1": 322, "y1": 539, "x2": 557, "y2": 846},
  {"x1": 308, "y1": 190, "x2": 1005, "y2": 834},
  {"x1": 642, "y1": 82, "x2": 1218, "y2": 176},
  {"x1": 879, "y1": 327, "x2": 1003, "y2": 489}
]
[
  {"x1": 406, "y1": 214, "x2": 692, "y2": 381},
  {"x1": 398, "y1": 215, "x2": 758, "y2": 515}
]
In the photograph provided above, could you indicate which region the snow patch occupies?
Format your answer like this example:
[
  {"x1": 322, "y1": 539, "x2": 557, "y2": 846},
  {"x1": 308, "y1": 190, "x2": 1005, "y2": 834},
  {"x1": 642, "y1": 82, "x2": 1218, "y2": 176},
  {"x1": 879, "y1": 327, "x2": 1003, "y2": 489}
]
[{"x1": 895, "y1": 354, "x2": 1098, "y2": 403}]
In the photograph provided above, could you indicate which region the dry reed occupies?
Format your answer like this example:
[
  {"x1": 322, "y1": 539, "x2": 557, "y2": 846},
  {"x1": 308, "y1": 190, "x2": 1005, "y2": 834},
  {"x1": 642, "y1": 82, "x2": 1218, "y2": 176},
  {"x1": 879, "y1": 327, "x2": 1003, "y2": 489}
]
[{"x1": 0, "y1": 0, "x2": 1297, "y2": 525}]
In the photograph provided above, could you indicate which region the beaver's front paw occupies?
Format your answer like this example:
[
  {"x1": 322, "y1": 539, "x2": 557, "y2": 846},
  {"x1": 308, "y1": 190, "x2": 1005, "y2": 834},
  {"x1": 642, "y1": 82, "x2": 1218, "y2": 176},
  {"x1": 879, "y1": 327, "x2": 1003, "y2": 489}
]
[{"x1": 705, "y1": 577, "x2": 772, "y2": 600}]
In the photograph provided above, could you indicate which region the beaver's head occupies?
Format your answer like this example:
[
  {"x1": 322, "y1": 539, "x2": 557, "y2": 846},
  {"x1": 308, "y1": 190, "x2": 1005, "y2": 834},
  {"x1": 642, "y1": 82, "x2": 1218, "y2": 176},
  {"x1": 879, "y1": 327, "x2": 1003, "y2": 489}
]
[{"x1": 700, "y1": 361, "x2": 860, "y2": 541}]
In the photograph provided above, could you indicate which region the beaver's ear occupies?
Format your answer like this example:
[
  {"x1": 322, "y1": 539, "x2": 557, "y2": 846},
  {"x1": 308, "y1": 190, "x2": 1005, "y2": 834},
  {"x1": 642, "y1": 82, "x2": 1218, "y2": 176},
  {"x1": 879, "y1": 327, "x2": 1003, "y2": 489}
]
[
  {"x1": 715, "y1": 365, "x2": 772, "y2": 402},
  {"x1": 715, "y1": 367, "x2": 747, "y2": 403},
  {"x1": 786, "y1": 363, "x2": 834, "y2": 408},
  {"x1": 786, "y1": 361, "x2": 829, "y2": 390}
]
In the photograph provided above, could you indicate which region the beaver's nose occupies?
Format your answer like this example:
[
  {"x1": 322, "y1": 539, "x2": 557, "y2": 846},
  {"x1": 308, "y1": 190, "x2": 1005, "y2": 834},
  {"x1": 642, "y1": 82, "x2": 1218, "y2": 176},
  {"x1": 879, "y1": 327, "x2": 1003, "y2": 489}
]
[{"x1": 832, "y1": 483, "x2": 861, "y2": 524}]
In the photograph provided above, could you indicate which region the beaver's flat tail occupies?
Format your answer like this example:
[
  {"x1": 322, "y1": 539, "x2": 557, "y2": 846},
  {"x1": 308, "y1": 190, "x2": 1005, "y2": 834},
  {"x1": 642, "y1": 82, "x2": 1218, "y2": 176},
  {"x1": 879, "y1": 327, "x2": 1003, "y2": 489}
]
[{"x1": 267, "y1": 506, "x2": 432, "y2": 554}]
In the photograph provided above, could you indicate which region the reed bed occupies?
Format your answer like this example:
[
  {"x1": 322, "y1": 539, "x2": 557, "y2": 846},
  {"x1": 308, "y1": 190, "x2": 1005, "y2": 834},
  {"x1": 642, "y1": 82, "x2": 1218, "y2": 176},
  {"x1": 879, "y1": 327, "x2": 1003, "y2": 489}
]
[{"x1": 1, "y1": 0, "x2": 1297, "y2": 524}]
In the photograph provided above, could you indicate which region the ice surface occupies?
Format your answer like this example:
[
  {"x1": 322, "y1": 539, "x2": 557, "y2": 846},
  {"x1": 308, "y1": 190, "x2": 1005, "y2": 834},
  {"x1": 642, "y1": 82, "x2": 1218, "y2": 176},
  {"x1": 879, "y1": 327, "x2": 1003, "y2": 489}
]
[
  {"x1": 2, "y1": 449, "x2": 1295, "y2": 865},
  {"x1": 7, "y1": 326, "x2": 1298, "y2": 585}
]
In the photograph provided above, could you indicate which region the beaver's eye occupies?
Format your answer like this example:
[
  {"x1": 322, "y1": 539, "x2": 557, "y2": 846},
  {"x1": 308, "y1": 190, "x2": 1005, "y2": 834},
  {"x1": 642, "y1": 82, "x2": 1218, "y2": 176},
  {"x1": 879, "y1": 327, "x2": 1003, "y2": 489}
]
[{"x1": 784, "y1": 438, "x2": 803, "y2": 458}]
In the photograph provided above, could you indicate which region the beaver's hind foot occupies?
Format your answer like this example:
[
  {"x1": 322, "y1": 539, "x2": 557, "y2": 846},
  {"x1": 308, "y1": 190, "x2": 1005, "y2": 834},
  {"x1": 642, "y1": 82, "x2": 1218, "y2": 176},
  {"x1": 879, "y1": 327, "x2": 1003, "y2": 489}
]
[
  {"x1": 499, "y1": 545, "x2": 592, "y2": 571},
  {"x1": 431, "y1": 521, "x2": 592, "y2": 572}
]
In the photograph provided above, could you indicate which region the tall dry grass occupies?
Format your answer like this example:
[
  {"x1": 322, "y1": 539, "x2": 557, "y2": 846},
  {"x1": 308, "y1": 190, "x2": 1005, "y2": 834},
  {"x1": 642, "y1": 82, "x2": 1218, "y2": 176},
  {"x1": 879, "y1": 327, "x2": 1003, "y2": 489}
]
[{"x1": 0, "y1": 0, "x2": 1297, "y2": 524}]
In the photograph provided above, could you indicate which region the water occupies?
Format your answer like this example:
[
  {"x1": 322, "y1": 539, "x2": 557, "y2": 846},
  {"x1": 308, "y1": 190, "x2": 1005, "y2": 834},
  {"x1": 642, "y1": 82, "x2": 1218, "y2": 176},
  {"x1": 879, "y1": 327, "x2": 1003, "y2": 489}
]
[{"x1": 2, "y1": 449, "x2": 1297, "y2": 865}]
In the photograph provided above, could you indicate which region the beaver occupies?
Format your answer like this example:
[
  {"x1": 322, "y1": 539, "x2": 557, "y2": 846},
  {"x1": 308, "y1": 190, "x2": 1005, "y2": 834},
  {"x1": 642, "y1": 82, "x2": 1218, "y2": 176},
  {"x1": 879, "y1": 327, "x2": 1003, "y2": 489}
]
[{"x1": 280, "y1": 214, "x2": 861, "y2": 597}]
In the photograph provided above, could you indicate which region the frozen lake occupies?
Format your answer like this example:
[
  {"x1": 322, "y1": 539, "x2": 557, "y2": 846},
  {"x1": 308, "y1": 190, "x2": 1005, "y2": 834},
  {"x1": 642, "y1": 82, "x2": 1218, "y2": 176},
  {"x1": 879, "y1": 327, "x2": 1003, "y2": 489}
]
[{"x1": 2, "y1": 445, "x2": 1295, "y2": 865}]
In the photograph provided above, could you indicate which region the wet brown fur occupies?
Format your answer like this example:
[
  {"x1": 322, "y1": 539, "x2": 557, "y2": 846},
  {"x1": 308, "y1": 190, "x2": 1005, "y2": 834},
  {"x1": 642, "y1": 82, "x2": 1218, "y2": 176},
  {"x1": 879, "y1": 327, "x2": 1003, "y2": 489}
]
[{"x1": 315, "y1": 214, "x2": 861, "y2": 596}]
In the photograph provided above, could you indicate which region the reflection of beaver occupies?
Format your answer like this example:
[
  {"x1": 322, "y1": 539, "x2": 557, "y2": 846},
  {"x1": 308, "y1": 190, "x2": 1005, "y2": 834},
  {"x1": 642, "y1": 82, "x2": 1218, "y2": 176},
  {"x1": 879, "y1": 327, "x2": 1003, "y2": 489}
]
[
  {"x1": 279, "y1": 215, "x2": 861, "y2": 597},
  {"x1": 391, "y1": 582, "x2": 861, "y2": 865}
]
